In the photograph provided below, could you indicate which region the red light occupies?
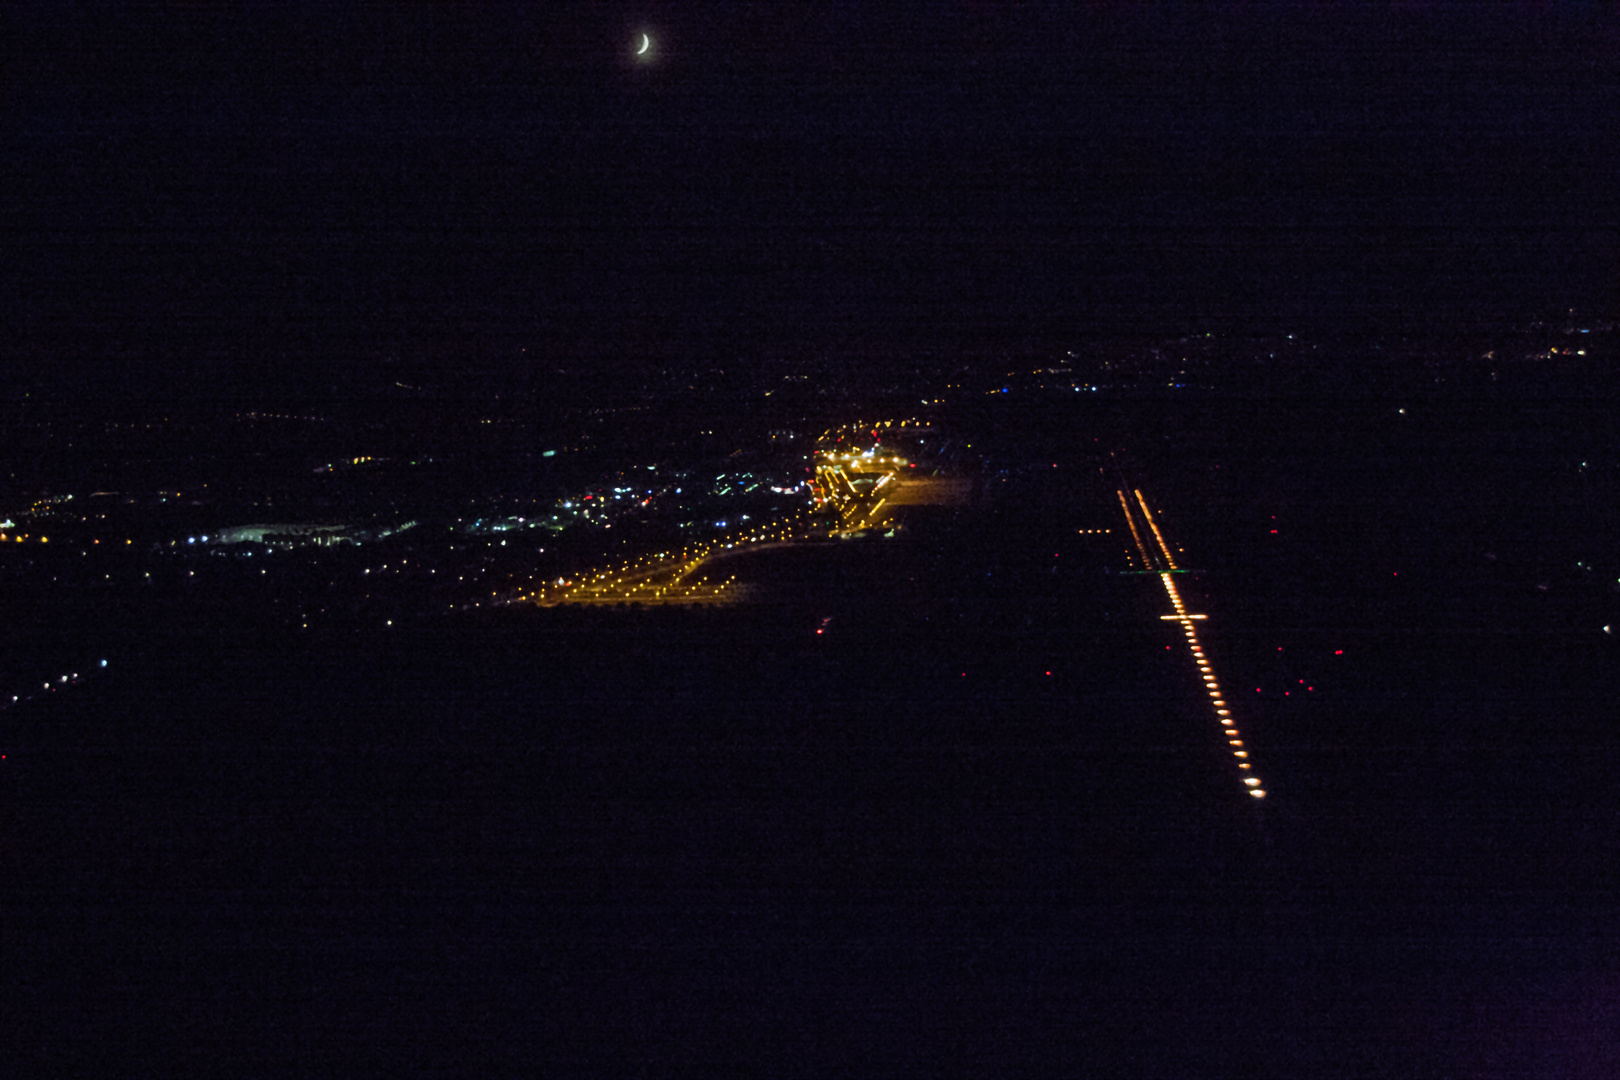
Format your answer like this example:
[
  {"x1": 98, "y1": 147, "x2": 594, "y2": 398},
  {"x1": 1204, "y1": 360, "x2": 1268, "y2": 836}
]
[
  {"x1": 1045, "y1": 671, "x2": 1051, "y2": 676},
  {"x1": 1334, "y1": 649, "x2": 1343, "y2": 655},
  {"x1": 1270, "y1": 529, "x2": 1278, "y2": 534},
  {"x1": 816, "y1": 629, "x2": 823, "y2": 634}
]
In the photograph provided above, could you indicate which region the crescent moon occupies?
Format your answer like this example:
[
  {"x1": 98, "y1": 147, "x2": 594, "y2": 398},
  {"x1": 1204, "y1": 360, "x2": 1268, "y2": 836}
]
[{"x1": 636, "y1": 34, "x2": 650, "y2": 56}]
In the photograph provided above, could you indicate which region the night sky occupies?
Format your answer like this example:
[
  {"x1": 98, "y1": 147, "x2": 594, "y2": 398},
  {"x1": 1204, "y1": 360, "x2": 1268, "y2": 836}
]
[{"x1": 7, "y1": 4, "x2": 1619, "y2": 385}]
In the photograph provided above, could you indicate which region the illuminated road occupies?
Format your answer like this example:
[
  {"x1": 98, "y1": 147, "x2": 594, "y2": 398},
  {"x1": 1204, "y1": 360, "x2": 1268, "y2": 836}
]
[
  {"x1": 1117, "y1": 481, "x2": 1267, "y2": 800},
  {"x1": 520, "y1": 514, "x2": 813, "y2": 608},
  {"x1": 496, "y1": 417, "x2": 944, "y2": 609},
  {"x1": 520, "y1": 467, "x2": 902, "y2": 607}
]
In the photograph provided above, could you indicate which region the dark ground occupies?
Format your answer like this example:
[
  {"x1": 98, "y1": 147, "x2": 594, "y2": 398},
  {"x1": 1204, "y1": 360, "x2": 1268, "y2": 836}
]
[{"x1": 3, "y1": 386, "x2": 1618, "y2": 1076}]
